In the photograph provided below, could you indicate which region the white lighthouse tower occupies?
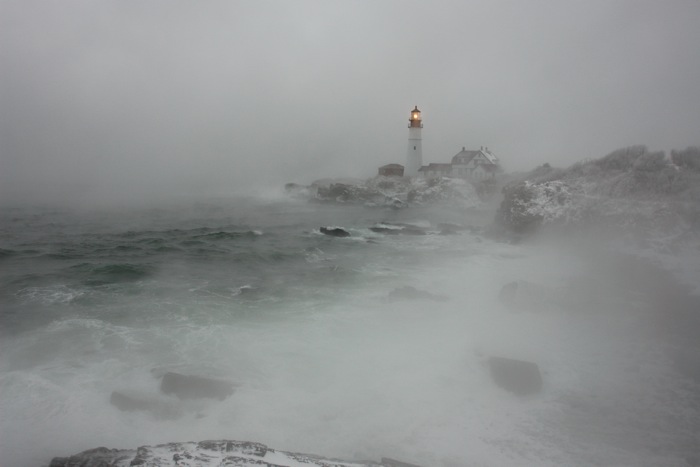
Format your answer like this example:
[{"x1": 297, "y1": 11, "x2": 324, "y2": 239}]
[{"x1": 406, "y1": 105, "x2": 423, "y2": 177}]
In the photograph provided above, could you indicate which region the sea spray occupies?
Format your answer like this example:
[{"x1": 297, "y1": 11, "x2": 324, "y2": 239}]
[{"x1": 1, "y1": 198, "x2": 698, "y2": 466}]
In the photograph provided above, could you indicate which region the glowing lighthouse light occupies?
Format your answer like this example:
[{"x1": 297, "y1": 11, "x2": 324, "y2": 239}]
[{"x1": 406, "y1": 105, "x2": 423, "y2": 176}]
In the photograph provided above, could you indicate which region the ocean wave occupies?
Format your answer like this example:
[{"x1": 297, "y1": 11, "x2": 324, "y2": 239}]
[
  {"x1": 0, "y1": 248, "x2": 18, "y2": 259},
  {"x1": 193, "y1": 230, "x2": 263, "y2": 241},
  {"x1": 42, "y1": 252, "x2": 85, "y2": 260},
  {"x1": 69, "y1": 262, "x2": 154, "y2": 286},
  {"x1": 15, "y1": 285, "x2": 85, "y2": 305}
]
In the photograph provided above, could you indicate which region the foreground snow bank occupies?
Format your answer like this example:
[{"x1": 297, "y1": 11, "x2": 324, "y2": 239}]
[{"x1": 49, "y1": 439, "x2": 419, "y2": 467}]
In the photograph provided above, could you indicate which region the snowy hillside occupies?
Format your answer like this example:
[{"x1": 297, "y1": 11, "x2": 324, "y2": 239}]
[
  {"x1": 494, "y1": 146, "x2": 700, "y2": 289},
  {"x1": 497, "y1": 146, "x2": 699, "y2": 234}
]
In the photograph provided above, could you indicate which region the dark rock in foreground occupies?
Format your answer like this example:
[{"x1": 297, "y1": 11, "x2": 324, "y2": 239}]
[
  {"x1": 50, "y1": 440, "x2": 422, "y2": 467},
  {"x1": 320, "y1": 226, "x2": 351, "y2": 237},
  {"x1": 487, "y1": 356, "x2": 543, "y2": 396},
  {"x1": 160, "y1": 372, "x2": 235, "y2": 400}
]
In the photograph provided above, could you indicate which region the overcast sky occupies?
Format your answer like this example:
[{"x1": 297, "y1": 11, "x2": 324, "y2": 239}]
[{"x1": 2, "y1": 0, "x2": 699, "y2": 204}]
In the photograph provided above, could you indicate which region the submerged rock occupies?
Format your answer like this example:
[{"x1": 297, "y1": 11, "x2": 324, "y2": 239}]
[
  {"x1": 110, "y1": 391, "x2": 183, "y2": 420},
  {"x1": 50, "y1": 440, "x2": 418, "y2": 466},
  {"x1": 160, "y1": 372, "x2": 235, "y2": 400},
  {"x1": 487, "y1": 356, "x2": 543, "y2": 396},
  {"x1": 387, "y1": 286, "x2": 448, "y2": 302},
  {"x1": 320, "y1": 226, "x2": 351, "y2": 237}
]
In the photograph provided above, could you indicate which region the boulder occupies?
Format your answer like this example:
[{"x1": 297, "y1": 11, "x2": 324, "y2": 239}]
[
  {"x1": 160, "y1": 372, "x2": 235, "y2": 400},
  {"x1": 487, "y1": 356, "x2": 542, "y2": 396},
  {"x1": 320, "y1": 226, "x2": 351, "y2": 237}
]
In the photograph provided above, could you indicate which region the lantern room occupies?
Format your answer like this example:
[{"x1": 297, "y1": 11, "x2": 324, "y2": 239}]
[{"x1": 408, "y1": 106, "x2": 422, "y2": 128}]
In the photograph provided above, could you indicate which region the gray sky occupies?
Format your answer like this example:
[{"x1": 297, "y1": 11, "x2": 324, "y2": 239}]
[{"x1": 2, "y1": 0, "x2": 700, "y2": 204}]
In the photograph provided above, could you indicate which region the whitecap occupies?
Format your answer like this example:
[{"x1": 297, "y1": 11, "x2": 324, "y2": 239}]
[{"x1": 16, "y1": 285, "x2": 85, "y2": 304}]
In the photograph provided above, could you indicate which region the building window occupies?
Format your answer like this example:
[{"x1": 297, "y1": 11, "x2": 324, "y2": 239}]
[{"x1": 414, "y1": 146, "x2": 416, "y2": 150}]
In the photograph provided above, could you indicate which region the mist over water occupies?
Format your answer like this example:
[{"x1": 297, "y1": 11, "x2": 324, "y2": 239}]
[
  {"x1": 3, "y1": 1, "x2": 700, "y2": 464},
  {"x1": 1, "y1": 197, "x2": 699, "y2": 467}
]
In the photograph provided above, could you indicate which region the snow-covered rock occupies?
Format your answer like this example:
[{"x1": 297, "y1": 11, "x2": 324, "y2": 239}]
[
  {"x1": 496, "y1": 180, "x2": 580, "y2": 234},
  {"x1": 49, "y1": 440, "x2": 412, "y2": 467},
  {"x1": 287, "y1": 176, "x2": 481, "y2": 208},
  {"x1": 406, "y1": 177, "x2": 480, "y2": 207},
  {"x1": 494, "y1": 146, "x2": 700, "y2": 252}
]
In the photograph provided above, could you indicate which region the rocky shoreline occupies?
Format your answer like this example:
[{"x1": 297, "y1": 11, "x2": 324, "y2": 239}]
[
  {"x1": 285, "y1": 175, "x2": 490, "y2": 209},
  {"x1": 46, "y1": 147, "x2": 700, "y2": 467}
]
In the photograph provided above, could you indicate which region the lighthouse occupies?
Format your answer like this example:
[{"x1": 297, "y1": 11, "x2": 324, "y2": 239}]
[{"x1": 406, "y1": 105, "x2": 423, "y2": 177}]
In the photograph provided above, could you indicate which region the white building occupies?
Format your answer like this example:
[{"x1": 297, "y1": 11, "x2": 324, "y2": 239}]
[
  {"x1": 418, "y1": 146, "x2": 501, "y2": 181},
  {"x1": 449, "y1": 147, "x2": 500, "y2": 180}
]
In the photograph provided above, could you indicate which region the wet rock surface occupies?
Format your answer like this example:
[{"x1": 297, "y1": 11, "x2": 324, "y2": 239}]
[{"x1": 320, "y1": 226, "x2": 351, "y2": 237}]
